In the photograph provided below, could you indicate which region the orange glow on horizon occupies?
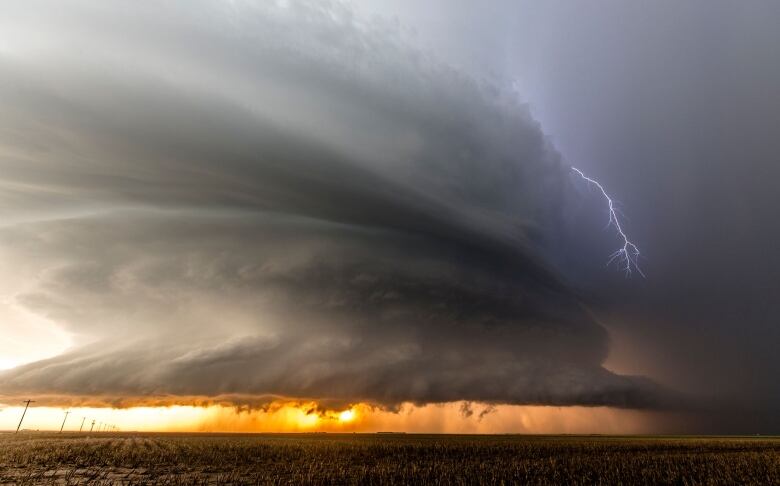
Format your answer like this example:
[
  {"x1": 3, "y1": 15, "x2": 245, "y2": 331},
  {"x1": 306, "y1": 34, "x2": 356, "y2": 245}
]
[{"x1": 0, "y1": 400, "x2": 683, "y2": 434}]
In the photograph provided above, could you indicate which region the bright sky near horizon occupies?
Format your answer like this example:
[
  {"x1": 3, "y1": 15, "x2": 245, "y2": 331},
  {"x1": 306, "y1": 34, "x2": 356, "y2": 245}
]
[{"x1": 1, "y1": 403, "x2": 675, "y2": 435}]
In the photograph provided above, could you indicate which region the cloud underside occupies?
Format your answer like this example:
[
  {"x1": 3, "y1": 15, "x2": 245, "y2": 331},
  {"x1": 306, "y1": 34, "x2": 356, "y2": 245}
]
[{"x1": 0, "y1": 0, "x2": 668, "y2": 409}]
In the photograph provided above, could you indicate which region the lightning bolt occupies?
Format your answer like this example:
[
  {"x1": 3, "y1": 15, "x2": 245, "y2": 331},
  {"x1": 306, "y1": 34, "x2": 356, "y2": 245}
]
[{"x1": 571, "y1": 167, "x2": 645, "y2": 278}]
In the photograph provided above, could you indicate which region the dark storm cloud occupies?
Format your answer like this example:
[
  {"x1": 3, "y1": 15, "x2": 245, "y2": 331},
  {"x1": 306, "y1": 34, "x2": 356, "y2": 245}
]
[
  {"x1": 351, "y1": 0, "x2": 780, "y2": 432},
  {"x1": 517, "y1": 1, "x2": 780, "y2": 432},
  {"x1": 0, "y1": 0, "x2": 672, "y2": 409}
]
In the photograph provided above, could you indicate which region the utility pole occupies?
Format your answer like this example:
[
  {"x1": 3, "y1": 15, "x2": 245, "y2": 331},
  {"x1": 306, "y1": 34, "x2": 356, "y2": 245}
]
[
  {"x1": 89, "y1": 419, "x2": 95, "y2": 432},
  {"x1": 79, "y1": 417, "x2": 86, "y2": 432},
  {"x1": 15, "y1": 400, "x2": 35, "y2": 433},
  {"x1": 59, "y1": 410, "x2": 70, "y2": 433}
]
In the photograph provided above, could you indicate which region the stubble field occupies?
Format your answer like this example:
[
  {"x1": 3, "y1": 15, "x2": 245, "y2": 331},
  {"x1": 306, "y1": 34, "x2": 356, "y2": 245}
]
[{"x1": 0, "y1": 432, "x2": 778, "y2": 485}]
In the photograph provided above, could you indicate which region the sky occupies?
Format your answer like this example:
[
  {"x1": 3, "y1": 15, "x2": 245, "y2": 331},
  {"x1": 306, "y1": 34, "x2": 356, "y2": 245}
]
[{"x1": 1, "y1": 0, "x2": 779, "y2": 434}]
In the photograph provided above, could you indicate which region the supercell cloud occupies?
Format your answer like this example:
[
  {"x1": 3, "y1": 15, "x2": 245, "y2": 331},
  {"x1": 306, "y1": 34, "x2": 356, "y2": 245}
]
[{"x1": 0, "y1": 1, "x2": 668, "y2": 409}]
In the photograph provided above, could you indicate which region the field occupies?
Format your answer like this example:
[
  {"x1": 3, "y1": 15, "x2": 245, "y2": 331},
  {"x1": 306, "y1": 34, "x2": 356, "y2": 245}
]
[{"x1": 1, "y1": 433, "x2": 779, "y2": 485}]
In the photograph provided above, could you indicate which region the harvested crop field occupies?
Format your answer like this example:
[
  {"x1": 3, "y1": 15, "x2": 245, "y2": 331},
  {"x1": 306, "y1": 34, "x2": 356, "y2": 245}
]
[{"x1": 1, "y1": 433, "x2": 778, "y2": 485}]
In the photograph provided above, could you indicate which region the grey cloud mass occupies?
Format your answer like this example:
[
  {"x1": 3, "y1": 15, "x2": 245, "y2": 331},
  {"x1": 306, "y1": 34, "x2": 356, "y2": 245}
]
[
  {"x1": 0, "y1": 1, "x2": 674, "y2": 409},
  {"x1": 369, "y1": 0, "x2": 780, "y2": 433}
]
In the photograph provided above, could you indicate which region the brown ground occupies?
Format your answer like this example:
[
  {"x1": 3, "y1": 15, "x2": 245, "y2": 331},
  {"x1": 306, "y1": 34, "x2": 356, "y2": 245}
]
[{"x1": 1, "y1": 432, "x2": 779, "y2": 485}]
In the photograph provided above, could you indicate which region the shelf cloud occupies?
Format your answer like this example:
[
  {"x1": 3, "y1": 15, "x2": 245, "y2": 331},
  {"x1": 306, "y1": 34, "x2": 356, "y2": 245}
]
[{"x1": 0, "y1": 0, "x2": 673, "y2": 410}]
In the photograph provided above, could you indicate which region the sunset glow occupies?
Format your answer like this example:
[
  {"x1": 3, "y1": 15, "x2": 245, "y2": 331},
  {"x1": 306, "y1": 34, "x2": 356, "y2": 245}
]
[{"x1": 0, "y1": 401, "x2": 678, "y2": 434}]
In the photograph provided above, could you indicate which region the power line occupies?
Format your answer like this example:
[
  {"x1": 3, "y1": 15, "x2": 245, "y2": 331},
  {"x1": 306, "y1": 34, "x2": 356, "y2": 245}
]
[
  {"x1": 59, "y1": 410, "x2": 70, "y2": 433},
  {"x1": 15, "y1": 400, "x2": 35, "y2": 433}
]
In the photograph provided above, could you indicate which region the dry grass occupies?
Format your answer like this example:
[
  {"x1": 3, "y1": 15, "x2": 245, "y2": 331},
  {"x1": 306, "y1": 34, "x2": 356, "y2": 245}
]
[{"x1": 1, "y1": 432, "x2": 778, "y2": 485}]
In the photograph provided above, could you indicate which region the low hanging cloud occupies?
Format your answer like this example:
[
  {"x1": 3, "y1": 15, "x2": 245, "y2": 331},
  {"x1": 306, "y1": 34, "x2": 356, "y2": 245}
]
[{"x1": 0, "y1": 0, "x2": 671, "y2": 409}]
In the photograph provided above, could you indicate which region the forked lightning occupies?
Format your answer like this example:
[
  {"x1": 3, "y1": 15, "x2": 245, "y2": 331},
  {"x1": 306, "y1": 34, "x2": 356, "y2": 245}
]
[{"x1": 571, "y1": 167, "x2": 645, "y2": 277}]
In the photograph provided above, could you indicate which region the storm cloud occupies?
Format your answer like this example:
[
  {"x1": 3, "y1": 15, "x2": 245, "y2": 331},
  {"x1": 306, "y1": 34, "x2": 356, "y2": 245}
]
[{"x1": 0, "y1": 0, "x2": 669, "y2": 409}]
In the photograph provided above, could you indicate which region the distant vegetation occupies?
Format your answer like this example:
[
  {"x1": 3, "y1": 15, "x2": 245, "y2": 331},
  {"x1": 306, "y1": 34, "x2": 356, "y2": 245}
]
[{"x1": 1, "y1": 433, "x2": 778, "y2": 484}]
